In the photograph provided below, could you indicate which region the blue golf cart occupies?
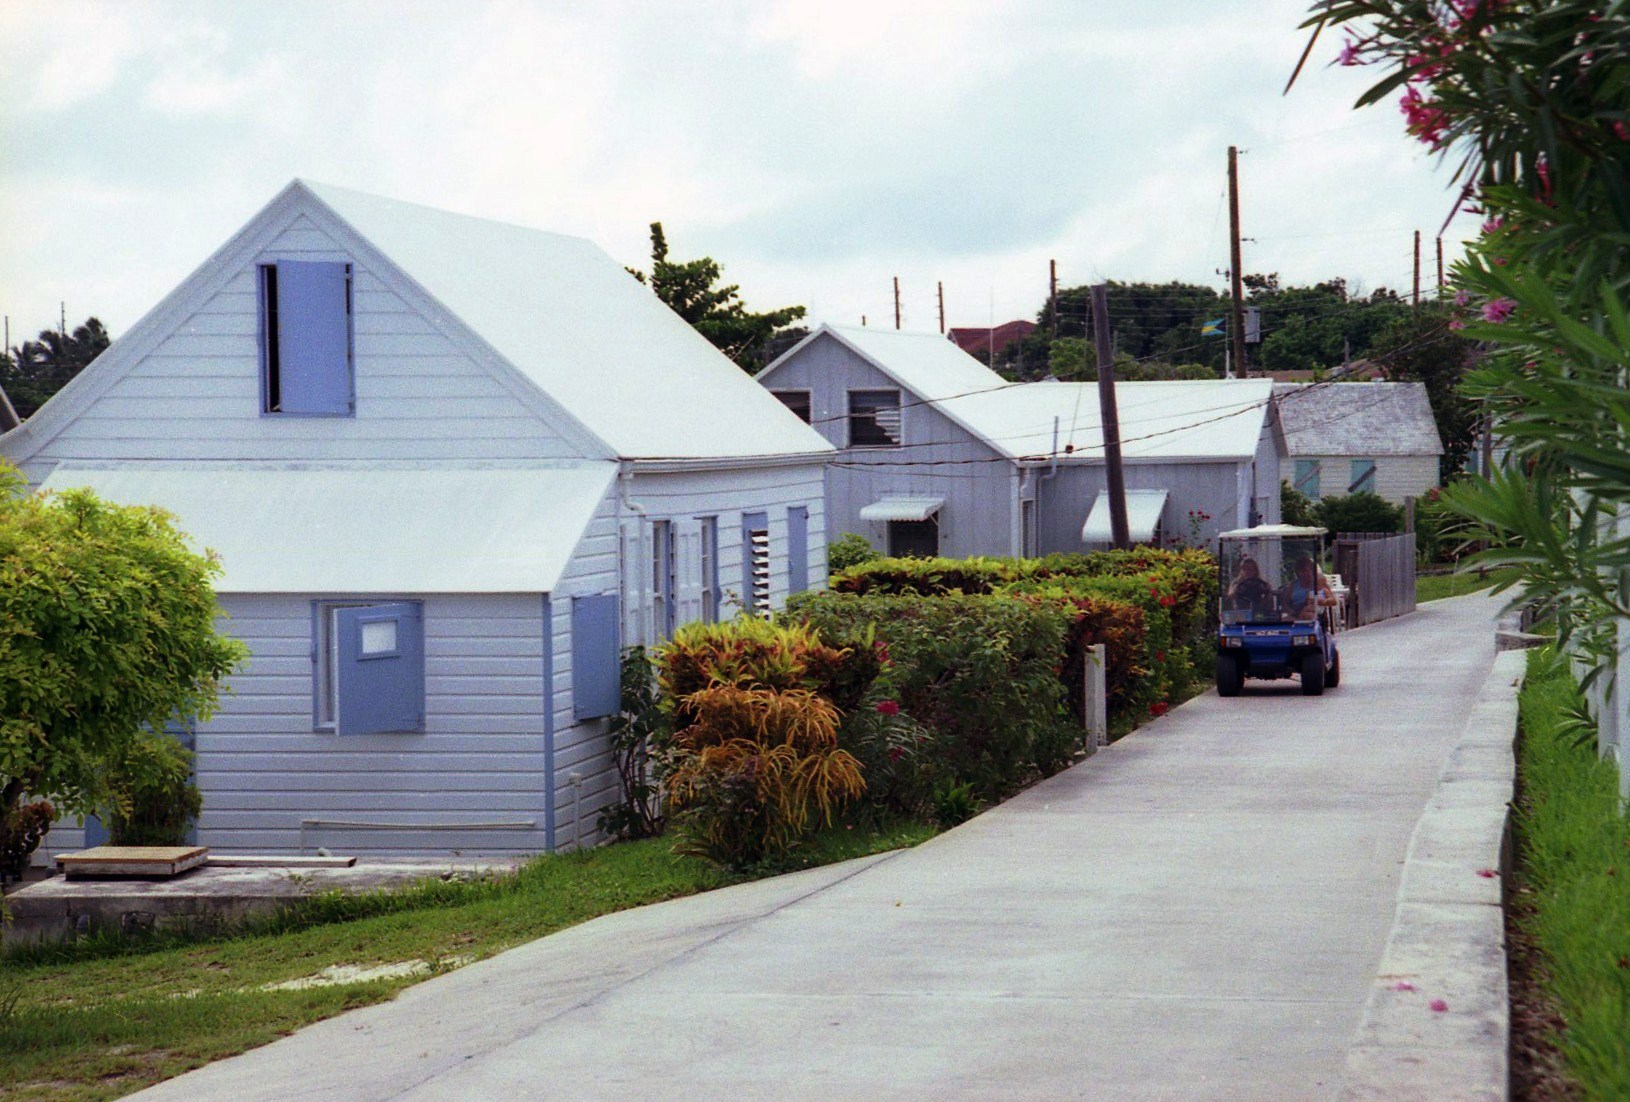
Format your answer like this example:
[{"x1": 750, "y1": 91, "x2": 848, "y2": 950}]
[{"x1": 1215, "y1": 524, "x2": 1341, "y2": 697}]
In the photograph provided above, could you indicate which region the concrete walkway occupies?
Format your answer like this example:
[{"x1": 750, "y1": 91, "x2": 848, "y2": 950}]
[{"x1": 135, "y1": 593, "x2": 1504, "y2": 1102}]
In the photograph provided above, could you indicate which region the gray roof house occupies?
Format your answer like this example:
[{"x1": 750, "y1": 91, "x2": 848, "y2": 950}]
[
  {"x1": 1274, "y1": 381, "x2": 1443, "y2": 504},
  {"x1": 756, "y1": 324, "x2": 1283, "y2": 559},
  {"x1": 0, "y1": 180, "x2": 832, "y2": 859}
]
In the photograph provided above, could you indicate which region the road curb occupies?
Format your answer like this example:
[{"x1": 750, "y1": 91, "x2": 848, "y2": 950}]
[{"x1": 1339, "y1": 647, "x2": 1526, "y2": 1101}]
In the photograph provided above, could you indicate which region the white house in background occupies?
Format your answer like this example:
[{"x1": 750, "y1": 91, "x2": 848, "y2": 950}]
[
  {"x1": 1274, "y1": 381, "x2": 1443, "y2": 505},
  {"x1": 756, "y1": 324, "x2": 1282, "y2": 558},
  {"x1": 0, "y1": 180, "x2": 832, "y2": 859}
]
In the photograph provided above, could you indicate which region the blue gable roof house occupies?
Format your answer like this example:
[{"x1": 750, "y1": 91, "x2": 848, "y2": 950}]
[
  {"x1": 0, "y1": 181, "x2": 832, "y2": 859},
  {"x1": 756, "y1": 324, "x2": 1283, "y2": 558}
]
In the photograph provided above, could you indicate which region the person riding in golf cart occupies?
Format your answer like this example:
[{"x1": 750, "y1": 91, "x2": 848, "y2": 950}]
[{"x1": 1216, "y1": 525, "x2": 1341, "y2": 697}]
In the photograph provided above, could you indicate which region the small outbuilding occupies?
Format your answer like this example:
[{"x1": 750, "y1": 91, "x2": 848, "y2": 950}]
[
  {"x1": 1274, "y1": 381, "x2": 1444, "y2": 504},
  {"x1": 757, "y1": 324, "x2": 1283, "y2": 558},
  {"x1": 1, "y1": 180, "x2": 832, "y2": 859}
]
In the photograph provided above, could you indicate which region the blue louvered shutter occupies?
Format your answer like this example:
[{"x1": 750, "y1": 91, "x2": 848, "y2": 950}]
[
  {"x1": 1350, "y1": 459, "x2": 1376, "y2": 494},
  {"x1": 787, "y1": 506, "x2": 809, "y2": 595},
  {"x1": 336, "y1": 602, "x2": 424, "y2": 735},
  {"x1": 572, "y1": 594, "x2": 620, "y2": 719},
  {"x1": 276, "y1": 260, "x2": 352, "y2": 414}
]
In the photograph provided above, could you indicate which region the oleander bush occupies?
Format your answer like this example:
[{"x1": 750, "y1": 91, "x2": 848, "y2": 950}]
[{"x1": 827, "y1": 532, "x2": 882, "y2": 574}]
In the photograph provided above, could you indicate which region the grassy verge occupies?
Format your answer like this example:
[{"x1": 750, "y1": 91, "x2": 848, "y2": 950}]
[
  {"x1": 0, "y1": 819, "x2": 933, "y2": 1101},
  {"x1": 1416, "y1": 565, "x2": 1522, "y2": 603},
  {"x1": 1514, "y1": 647, "x2": 1630, "y2": 1100}
]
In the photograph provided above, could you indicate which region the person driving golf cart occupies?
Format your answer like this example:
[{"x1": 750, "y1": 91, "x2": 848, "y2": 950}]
[
  {"x1": 1284, "y1": 554, "x2": 1336, "y2": 622},
  {"x1": 1226, "y1": 556, "x2": 1274, "y2": 614}
]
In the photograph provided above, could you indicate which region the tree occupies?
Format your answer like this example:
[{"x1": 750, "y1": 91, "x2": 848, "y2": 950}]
[
  {"x1": 0, "y1": 465, "x2": 246, "y2": 872},
  {"x1": 1313, "y1": 491, "x2": 1404, "y2": 536},
  {"x1": 629, "y1": 224, "x2": 806, "y2": 374},
  {"x1": 0, "y1": 317, "x2": 111, "y2": 419}
]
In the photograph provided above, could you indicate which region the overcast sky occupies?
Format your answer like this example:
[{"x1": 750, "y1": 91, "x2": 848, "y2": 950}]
[{"x1": 0, "y1": 0, "x2": 1472, "y2": 347}]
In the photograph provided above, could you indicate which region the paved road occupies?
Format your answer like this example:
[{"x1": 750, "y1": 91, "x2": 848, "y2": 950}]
[{"x1": 136, "y1": 593, "x2": 1504, "y2": 1102}]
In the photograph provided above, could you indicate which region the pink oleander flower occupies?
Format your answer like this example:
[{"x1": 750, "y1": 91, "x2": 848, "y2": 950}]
[
  {"x1": 1339, "y1": 36, "x2": 1363, "y2": 66},
  {"x1": 1454, "y1": 289, "x2": 1471, "y2": 307},
  {"x1": 1399, "y1": 85, "x2": 1450, "y2": 148},
  {"x1": 1392, "y1": 981, "x2": 1417, "y2": 992},
  {"x1": 1481, "y1": 216, "x2": 1504, "y2": 234},
  {"x1": 1430, "y1": 998, "x2": 1449, "y2": 1013},
  {"x1": 1448, "y1": 319, "x2": 1466, "y2": 331},
  {"x1": 1481, "y1": 298, "x2": 1517, "y2": 323}
]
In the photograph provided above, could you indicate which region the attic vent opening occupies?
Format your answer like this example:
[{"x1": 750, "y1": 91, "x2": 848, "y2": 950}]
[{"x1": 848, "y1": 389, "x2": 902, "y2": 448}]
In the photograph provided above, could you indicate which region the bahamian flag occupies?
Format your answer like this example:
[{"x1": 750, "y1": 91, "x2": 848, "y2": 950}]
[{"x1": 1200, "y1": 318, "x2": 1225, "y2": 337}]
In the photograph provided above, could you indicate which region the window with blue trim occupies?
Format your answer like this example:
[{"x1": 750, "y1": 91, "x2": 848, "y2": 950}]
[
  {"x1": 699, "y1": 516, "x2": 720, "y2": 622},
  {"x1": 1349, "y1": 458, "x2": 1377, "y2": 494},
  {"x1": 261, "y1": 260, "x2": 354, "y2": 416},
  {"x1": 1294, "y1": 459, "x2": 1321, "y2": 499},
  {"x1": 313, "y1": 599, "x2": 424, "y2": 735}
]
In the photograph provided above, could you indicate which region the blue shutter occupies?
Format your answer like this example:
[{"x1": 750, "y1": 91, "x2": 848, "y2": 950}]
[
  {"x1": 1295, "y1": 459, "x2": 1320, "y2": 499},
  {"x1": 276, "y1": 260, "x2": 352, "y2": 415},
  {"x1": 336, "y1": 602, "x2": 424, "y2": 735},
  {"x1": 572, "y1": 594, "x2": 620, "y2": 719},
  {"x1": 787, "y1": 506, "x2": 809, "y2": 595},
  {"x1": 1350, "y1": 459, "x2": 1376, "y2": 494},
  {"x1": 83, "y1": 814, "x2": 109, "y2": 849}
]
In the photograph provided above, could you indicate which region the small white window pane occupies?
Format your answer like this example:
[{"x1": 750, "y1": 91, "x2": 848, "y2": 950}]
[{"x1": 361, "y1": 618, "x2": 398, "y2": 655}]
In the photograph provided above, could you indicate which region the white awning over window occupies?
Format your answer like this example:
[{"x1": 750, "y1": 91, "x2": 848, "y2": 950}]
[
  {"x1": 1081, "y1": 489, "x2": 1169, "y2": 545},
  {"x1": 859, "y1": 495, "x2": 945, "y2": 523}
]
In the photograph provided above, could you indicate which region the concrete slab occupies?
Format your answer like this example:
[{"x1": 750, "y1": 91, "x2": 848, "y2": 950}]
[
  {"x1": 130, "y1": 593, "x2": 1507, "y2": 1101},
  {"x1": 3, "y1": 859, "x2": 518, "y2": 951}
]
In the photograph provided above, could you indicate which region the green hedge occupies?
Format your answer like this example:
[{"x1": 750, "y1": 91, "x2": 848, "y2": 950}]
[{"x1": 787, "y1": 592, "x2": 1077, "y2": 800}]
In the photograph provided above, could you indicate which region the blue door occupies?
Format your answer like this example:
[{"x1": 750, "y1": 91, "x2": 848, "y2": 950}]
[{"x1": 336, "y1": 602, "x2": 425, "y2": 735}]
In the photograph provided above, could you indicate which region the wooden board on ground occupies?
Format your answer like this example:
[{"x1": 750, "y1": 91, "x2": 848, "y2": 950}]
[
  {"x1": 58, "y1": 846, "x2": 210, "y2": 879},
  {"x1": 205, "y1": 855, "x2": 358, "y2": 869}
]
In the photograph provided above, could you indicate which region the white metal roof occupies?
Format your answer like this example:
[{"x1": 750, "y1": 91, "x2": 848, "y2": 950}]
[
  {"x1": 944, "y1": 379, "x2": 1275, "y2": 462},
  {"x1": 858, "y1": 495, "x2": 946, "y2": 522},
  {"x1": 300, "y1": 182, "x2": 832, "y2": 461},
  {"x1": 37, "y1": 465, "x2": 617, "y2": 593},
  {"x1": 1273, "y1": 381, "x2": 1443, "y2": 457},
  {"x1": 1218, "y1": 524, "x2": 1328, "y2": 539},
  {"x1": 1082, "y1": 489, "x2": 1169, "y2": 544},
  {"x1": 821, "y1": 325, "x2": 1014, "y2": 403}
]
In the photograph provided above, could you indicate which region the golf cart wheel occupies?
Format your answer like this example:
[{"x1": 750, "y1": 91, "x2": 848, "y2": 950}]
[
  {"x1": 1300, "y1": 652, "x2": 1326, "y2": 696},
  {"x1": 1216, "y1": 654, "x2": 1243, "y2": 697},
  {"x1": 1326, "y1": 649, "x2": 1340, "y2": 688}
]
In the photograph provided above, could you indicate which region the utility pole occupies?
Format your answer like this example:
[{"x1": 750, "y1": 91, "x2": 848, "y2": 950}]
[
  {"x1": 1436, "y1": 236, "x2": 1445, "y2": 292},
  {"x1": 1049, "y1": 259, "x2": 1058, "y2": 339},
  {"x1": 1412, "y1": 231, "x2": 1421, "y2": 306},
  {"x1": 1092, "y1": 284, "x2": 1130, "y2": 550},
  {"x1": 937, "y1": 281, "x2": 945, "y2": 335},
  {"x1": 893, "y1": 277, "x2": 901, "y2": 330},
  {"x1": 1227, "y1": 146, "x2": 1247, "y2": 378},
  {"x1": 59, "y1": 301, "x2": 66, "y2": 341}
]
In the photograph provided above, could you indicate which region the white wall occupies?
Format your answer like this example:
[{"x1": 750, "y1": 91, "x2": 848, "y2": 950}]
[{"x1": 1294, "y1": 454, "x2": 1440, "y2": 505}]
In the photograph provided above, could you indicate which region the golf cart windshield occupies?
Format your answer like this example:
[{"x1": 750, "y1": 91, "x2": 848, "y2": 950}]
[{"x1": 1219, "y1": 533, "x2": 1326, "y2": 625}]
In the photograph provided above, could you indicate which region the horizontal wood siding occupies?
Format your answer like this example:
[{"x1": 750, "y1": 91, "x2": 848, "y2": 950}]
[
  {"x1": 190, "y1": 592, "x2": 551, "y2": 857},
  {"x1": 1036, "y1": 461, "x2": 1246, "y2": 553},
  {"x1": 33, "y1": 213, "x2": 583, "y2": 466},
  {"x1": 1295, "y1": 454, "x2": 1440, "y2": 505},
  {"x1": 762, "y1": 334, "x2": 1014, "y2": 557}
]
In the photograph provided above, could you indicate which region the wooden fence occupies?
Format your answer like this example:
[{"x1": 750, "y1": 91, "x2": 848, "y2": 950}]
[{"x1": 1333, "y1": 532, "x2": 1417, "y2": 626}]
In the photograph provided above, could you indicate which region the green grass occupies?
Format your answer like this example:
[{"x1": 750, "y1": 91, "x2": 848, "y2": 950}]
[
  {"x1": 0, "y1": 819, "x2": 934, "y2": 1101},
  {"x1": 1514, "y1": 648, "x2": 1630, "y2": 1101},
  {"x1": 1415, "y1": 565, "x2": 1522, "y2": 603}
]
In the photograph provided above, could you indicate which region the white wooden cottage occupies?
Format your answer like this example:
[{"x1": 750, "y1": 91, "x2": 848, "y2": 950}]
[
  {"x1": 1274, "y1": 381, "x2": 1444, "y2": 504},
  {"x1": 756, "y1": 324, "x2": 1282, "y2": 558},
  {"x1": 0, "y1": 180, "x2": 832, "y2": 858}
]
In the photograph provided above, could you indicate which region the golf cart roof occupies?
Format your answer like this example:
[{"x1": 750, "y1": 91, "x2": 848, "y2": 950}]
[{"x1": 1217, "y1": 523, "x2": 1328, "y2": 540}]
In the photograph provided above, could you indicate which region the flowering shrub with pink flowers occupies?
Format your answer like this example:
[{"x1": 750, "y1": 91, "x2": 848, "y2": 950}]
[{"x1": 1303, "y1": 0, "x2": 1630, "y2": 670}]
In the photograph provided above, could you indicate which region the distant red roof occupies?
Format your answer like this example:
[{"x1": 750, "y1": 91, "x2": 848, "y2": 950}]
[{"x1": 947, "y1": 320, "x2": 1035, "y2": 359}]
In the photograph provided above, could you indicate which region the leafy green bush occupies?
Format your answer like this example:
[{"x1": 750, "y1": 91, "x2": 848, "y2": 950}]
[
  {"x1": 1314, "y1": 491, "x2": 1404, "y2": 535},
  {"x1": 0, "y1": 466, "x2": 246, "y2": 871},
  {"x1": 101, "y1": 730, "x2": 202, "y2": 847},
  {"x1": 1413, "y1": 486, "x2": 1465, "y2": 564},
  {"x1": 1281, "y1": 480, "x2": 1318, "y2": 527},
  {"x1": 598, "y1": 648, "x2": 666, "y2": 841},
  {"x1": 789, "y1": 592, "x2": 1076, "y2": 799},
  {"x1": 827, "y1": 532, "x2": 881, "y2": 574},
  {"x1": 829, "y1": 555, "x2": 1014, "y2": 595}
]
